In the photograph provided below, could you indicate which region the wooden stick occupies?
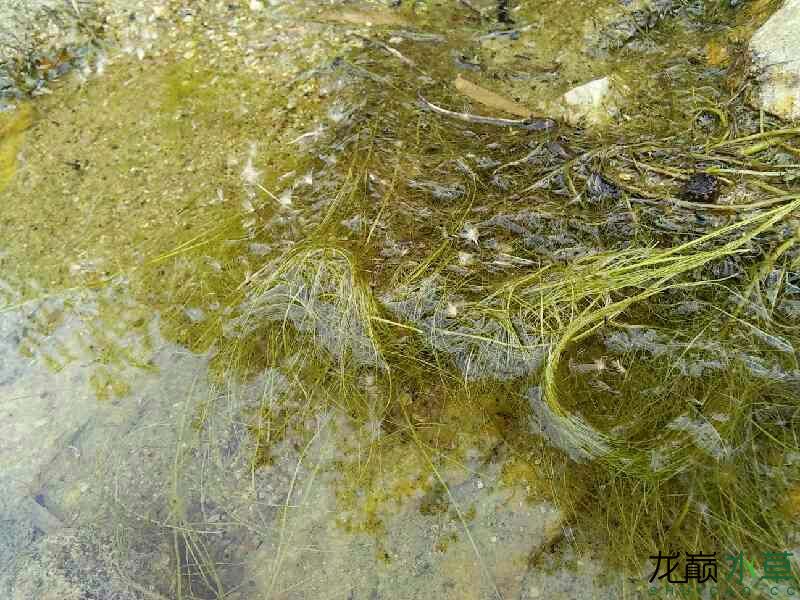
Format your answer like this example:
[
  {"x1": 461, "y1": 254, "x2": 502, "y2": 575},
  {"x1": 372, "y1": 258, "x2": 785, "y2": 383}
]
[{"x1": 417, "y1": 93, "x2": 556, "y2": 131}]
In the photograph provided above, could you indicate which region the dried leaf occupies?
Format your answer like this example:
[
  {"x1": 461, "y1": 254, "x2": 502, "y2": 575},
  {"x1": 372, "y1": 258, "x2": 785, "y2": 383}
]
[{"x1": 453, "y1": 74, "x2": 531, "y2": 118}]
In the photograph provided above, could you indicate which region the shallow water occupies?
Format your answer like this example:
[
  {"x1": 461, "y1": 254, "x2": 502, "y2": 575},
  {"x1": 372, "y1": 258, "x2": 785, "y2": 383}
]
[{"x1": 1, "y1": 1, "x2": 799, "y2": 599}]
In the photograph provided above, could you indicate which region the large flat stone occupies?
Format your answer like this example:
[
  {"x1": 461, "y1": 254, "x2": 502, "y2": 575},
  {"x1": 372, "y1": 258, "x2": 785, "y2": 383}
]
[{"x1": 750, "y1": 0, "x2": 800, "y2": 121}]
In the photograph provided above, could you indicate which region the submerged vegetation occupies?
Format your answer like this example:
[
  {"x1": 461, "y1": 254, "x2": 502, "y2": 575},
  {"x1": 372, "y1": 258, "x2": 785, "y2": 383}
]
[{"x1": 2, "y1": 0, "x2": 800, "y2": 597}]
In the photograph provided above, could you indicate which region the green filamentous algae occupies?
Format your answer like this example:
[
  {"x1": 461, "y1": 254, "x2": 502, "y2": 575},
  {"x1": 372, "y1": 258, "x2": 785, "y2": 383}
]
[{"x1": 1, "y1": 1, "x2": 798, "y2": 599}]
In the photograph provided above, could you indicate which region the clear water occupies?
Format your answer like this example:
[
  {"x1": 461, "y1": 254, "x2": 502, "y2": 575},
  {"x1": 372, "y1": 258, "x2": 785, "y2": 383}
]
[{"x1": 1, "y1": 1, "x2": 799, "y2": 599}]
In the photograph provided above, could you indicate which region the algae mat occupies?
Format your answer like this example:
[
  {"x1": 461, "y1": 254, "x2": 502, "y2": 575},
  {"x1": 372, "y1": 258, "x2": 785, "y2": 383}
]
[{"x1": 1, "y1": 1, "x2": 800, "y2": 599}]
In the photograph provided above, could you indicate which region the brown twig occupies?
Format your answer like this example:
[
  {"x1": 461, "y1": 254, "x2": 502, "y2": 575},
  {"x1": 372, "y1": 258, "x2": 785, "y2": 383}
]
[
  {"x1": 353, "y1": 34, "x2": 415, "y2": 67},
  {"x1": 417, "y1": 92, "x2": 556, "y2": 131}
]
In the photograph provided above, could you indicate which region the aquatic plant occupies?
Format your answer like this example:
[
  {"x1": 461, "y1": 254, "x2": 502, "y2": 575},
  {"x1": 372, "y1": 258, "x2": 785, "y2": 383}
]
[
  {"x1": 229, "y1": 242, "x2": 386, "y2": 371},
  {"x1": 3, "y1": 0, "x2": 800, "y2": 595}
]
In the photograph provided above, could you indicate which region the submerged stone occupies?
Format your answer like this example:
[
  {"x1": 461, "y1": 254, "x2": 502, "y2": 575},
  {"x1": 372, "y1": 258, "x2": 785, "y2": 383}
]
[
  {"x1": 557, "y1": 76, "x2": 621, "y2": 127},
  {"x1": 680, "y1": 173, "x2": 720, "y2": 203},
  {"x1": 750, "y1": 0, "x2": 800, "y2": 120}
]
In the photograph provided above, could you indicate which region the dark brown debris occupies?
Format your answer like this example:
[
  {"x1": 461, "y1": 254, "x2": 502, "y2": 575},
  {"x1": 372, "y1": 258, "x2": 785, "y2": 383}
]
[{"x1": 681, "y1": 173, "x2": 720, "y2": 203}]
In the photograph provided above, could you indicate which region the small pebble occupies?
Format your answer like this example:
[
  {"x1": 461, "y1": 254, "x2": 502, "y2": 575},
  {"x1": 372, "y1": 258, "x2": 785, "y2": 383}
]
[{"x1": 681, "y1": 173, "x2": 720, "y2": 203}]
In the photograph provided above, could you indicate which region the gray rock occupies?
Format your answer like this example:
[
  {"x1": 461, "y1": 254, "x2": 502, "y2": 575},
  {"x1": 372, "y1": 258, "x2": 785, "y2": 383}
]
[
  {"x1": 556, "y1": 76, "x2": 623, "y2": 127},
  {"x1": 750, "y1": 0, "x2": 800, "y2": 121}
]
